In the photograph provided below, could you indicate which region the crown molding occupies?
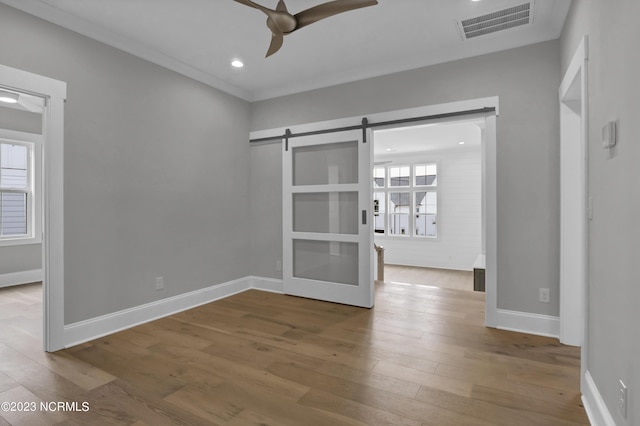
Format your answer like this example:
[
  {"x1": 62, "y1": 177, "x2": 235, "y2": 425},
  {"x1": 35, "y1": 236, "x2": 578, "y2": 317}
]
[{"x1": 0, "y1": 0, "x2": 252, "y2": 101}]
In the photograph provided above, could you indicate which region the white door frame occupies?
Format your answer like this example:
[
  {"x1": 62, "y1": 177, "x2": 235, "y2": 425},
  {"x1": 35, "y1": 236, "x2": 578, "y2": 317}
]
[
  {"x1": 250, "y1": 96, "x2": 499, "y2": 325},
  {"x1": 0, "y1": 64, "x2": 66, "y2": 351},
  {"x1": 559, "y1": 37, "x2": 589, "y2": 353}
]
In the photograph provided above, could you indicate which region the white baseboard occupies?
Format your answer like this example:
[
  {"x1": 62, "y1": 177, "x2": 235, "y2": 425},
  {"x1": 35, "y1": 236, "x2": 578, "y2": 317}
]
[
  {"x1": 0, "y1": 269, "x2": 43, "y2": 288},
  {"x1": 582, "y1": 370, "x2": 616, "y2": 426},
  {"x1": 63, "y1": 276, "x2": 285, "y2": 348},
  {"x1": 63, "y1": 276, "x2": 252, "y2": 348},
  {"x1": 495, "y1": 309, "x2": 560, "y2": 338},
  {"x1": 249, "y1": 276, "x2": 283, "y2": 293},
  {"x1": 60, "y1": 277, "x2": 562, "y2": 353}
]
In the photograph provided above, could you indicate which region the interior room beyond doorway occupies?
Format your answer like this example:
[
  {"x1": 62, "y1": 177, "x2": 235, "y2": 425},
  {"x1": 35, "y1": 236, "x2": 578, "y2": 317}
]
[
  {"x1": 383, "y1": 264, "x2": 474, "y2": 291},
  {"x1": 373, "y1": 118, "x2": 483, "y2": 292}
]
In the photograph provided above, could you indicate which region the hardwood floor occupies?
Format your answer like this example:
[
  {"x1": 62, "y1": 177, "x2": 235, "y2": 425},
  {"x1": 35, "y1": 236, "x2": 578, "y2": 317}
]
[
  {"x1": 384, "y1": 264, "x2": 474, "y2": 292},
  {"x1": 0, "y1": 281, "x2": 588, "y2": 425}
]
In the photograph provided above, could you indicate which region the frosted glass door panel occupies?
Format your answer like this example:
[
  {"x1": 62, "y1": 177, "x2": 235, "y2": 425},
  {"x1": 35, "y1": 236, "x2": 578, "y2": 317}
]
[
  {"x1": 293, "y1": 192, "x2": 358, "y2": 234},
  {"x1": 293, "y1": 239, "x2": 359, "y2": 286},
  {"x1": 283, "y1": 129, "x2": 372, "y2": 308},
  {"x1": 293, "y1": 141, "x2": 358, "y2": 186}
]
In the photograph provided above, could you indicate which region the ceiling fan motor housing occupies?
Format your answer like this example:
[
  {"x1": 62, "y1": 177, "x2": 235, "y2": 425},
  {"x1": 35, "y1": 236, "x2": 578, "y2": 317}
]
[{"x1": 266, "y1": 13, "x2": 297, "y2": 35}]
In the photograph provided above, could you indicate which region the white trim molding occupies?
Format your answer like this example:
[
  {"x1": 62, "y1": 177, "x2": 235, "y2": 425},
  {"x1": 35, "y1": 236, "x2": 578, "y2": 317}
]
[
  {"x1": 495, "y1": 309, "x2": 560, "y2": 338},
  {"x1": 64, "y1": 277, "x2": 250, "y2": 348},
  {"x1": 559, "y1": 34, "x2": 588, "y2": 348},
  {"x1": 63, "y1": 276, "x2": 284, "y2": 348},
  {"x1": 0, "y1": 269, "x2": 43, "y2": 288},
  {"x1": 0, "y1": 0, "x2": 251, "y2": 101},
  {"x1": 582, "y1": 370, "x2": 616, "y2": 426},
  {"x1": 250, "y1": 276, "x2": 284, "y2": 294}
]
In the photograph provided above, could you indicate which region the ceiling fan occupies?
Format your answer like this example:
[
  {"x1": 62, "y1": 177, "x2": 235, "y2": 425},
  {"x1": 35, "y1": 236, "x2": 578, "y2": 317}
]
[{"x1": 233, "y1": 0, "x2": 379, "y2": 57}]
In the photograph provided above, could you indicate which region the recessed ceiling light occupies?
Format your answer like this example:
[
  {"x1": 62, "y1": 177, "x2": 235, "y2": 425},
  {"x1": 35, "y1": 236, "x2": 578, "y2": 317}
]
[
  {"x1": 0, "y1": 90, "x2": 19, "y2": 104},
  {"x1": 231, "y1": 59, "x2": 244, "y2": 68},
  {"x1": 459, "y1": 141, "x2": 465, "y2": 145},
  {"x1": 385, "y1": 148, "x2": 395, "y2": 152},
  {"x1": 471, "y1": 0, "x2": 481, "y2": 2}
]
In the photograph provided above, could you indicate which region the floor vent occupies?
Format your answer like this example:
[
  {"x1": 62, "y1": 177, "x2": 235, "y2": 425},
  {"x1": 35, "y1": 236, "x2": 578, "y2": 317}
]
[{"x1": 457, "y1": 2, "x2": 534, "y2": 40}]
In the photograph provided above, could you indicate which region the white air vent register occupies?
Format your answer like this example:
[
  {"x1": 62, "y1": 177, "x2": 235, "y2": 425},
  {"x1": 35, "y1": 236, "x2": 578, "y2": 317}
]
[{"x1": 457, "y1": 2, "x2": 535, "y2": 40}]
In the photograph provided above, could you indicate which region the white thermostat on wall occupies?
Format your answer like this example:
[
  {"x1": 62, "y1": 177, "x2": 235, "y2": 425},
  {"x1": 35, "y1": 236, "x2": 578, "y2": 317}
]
[{"x1": 602, "y1": 121, "x2": 617, "y2": 149}]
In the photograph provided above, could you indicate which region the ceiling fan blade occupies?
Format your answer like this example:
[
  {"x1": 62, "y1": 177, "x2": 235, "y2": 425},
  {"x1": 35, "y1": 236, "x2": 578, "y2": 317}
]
[
  {"x1": 233, "y1": 0, "x2": 275, "y2": 15},
  {"x1": 275, "y1": 0, "x2": 288, "y2": 13},
  {"x1": 293, "y1": 0, "x2": 378, "y2": 30},
  {"x1": 266, "y1": 34, "x2": 284, "y2": 57}
]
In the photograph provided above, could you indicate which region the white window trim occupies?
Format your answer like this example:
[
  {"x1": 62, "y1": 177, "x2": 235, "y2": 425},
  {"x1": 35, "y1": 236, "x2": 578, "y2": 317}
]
[{"x1": 0, "y1": 129, "x2": 42, "y2": 247}]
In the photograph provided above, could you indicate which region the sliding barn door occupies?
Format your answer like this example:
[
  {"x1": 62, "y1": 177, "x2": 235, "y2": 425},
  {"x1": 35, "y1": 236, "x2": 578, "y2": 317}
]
[{"x1": 283, "y1": 129, "x2": 373, "y2": 307}]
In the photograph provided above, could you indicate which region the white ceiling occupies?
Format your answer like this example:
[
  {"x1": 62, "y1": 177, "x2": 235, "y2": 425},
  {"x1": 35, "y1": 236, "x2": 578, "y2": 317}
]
[{"x1": 1, "y1": 0, "x2": 571, "y2": 101}]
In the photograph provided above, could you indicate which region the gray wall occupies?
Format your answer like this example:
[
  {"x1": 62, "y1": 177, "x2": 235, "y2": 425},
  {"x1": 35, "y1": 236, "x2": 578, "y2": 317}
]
[
  {"x1": 250, "y1": 40, "x2": 562, "y2": 317},
  {"x1": 0, "y1": 243, "x2": 41, "y2": 276},
  {"x1": 0, "y1": 4, "x2": 251, "y2": 324},
  {"x1": 0, "y1": 108, "x2": 42, "y2": 277},
  {"x1": 561, "y1": 1, "x2": 639, "y2": 424}
]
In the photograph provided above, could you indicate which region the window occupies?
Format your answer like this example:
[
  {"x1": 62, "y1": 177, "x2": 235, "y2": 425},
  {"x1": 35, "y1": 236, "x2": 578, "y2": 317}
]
[
  {"x1": 389, "y1": 166, "x2": 410, "y2": 187},
  {"x1": 415, "y1": 191, "x2": 437, "y2": 237},
  {"x1": 415, "y1": 164, "x2": 437, "y2": 186},
  {"x1": 373, "y1": 163, "x2": 438, "y2": 238},
  {"x1": 389, "y1": 191, "x2": 410, "y2": 235},
  {"x1": 0, "y1": 133, "x2": 40, "y2": 246},
  {"x1": 373, "y1": 167, "x2": 385, "y2": 189}
]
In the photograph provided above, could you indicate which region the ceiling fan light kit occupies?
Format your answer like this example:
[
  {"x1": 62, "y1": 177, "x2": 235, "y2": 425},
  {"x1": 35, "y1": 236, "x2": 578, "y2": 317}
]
[{"x1": 233, "y1": 0, "x2": 379, "y2": 57}]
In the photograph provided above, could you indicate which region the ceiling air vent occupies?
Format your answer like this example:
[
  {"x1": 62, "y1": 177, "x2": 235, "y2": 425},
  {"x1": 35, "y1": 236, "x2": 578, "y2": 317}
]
[{"x1": 457, "y1": 2, "x2": 534, "y2": 40}]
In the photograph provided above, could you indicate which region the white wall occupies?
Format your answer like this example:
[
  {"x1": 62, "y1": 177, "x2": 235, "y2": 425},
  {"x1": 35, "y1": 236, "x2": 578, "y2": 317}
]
[
  {"x1": 561, "y1": 1, "x2": 640, "y2": 424},
  {"x1": 374, "y1": 146, "x2": 482, "y2": 271}
]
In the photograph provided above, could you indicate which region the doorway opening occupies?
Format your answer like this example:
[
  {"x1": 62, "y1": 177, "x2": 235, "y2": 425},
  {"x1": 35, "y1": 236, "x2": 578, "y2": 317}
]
[
  {"x1": 372, "y1": 116, "x2": 484, "y2": 293},
  {"x1": 0, "y1": 64, "x2": 67, "y2": 351},
  {"x1": 249, "y1": 96, "x2": 498, "y2": 325},
  {"x1": 0, "y1": 90, "x2": 45, "y2": 349}
]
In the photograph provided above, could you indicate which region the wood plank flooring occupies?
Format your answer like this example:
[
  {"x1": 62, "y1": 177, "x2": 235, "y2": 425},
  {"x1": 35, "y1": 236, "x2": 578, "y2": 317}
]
[
  {"x1": 384, "y1": 265, "x2": 474, "y2": 292},
  {"x1": 0, "y1": 281, "x2": 588, "y2": 425}
]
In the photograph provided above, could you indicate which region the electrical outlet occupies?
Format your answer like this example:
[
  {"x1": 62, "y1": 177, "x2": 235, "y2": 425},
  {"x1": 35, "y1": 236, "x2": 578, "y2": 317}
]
[
  {"x1": 539, "y1": 288, "x2": 550, "y2": 303},
  {"x1": 276, "y1": 260, "x2": 282, "y2": 272},
  {"x1": 155, "y1": 276, "x2": 164, "y2": 291},
  {"x1": 619, "y1": 379, "x2": 627, "y2": 418}
]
